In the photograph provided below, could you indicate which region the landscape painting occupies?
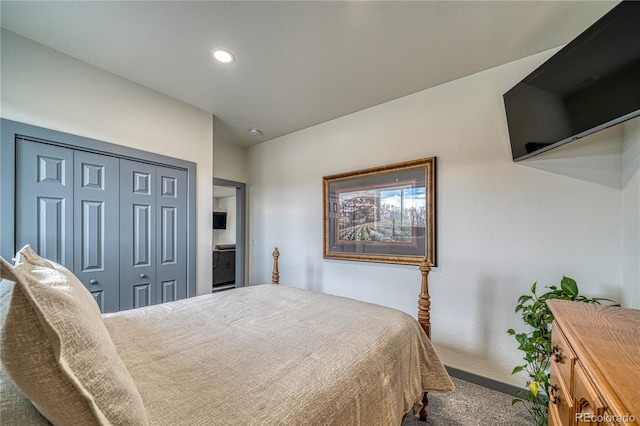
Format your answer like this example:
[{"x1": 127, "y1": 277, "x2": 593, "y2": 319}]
[
  {"x1": 323, "y1": 157, "x2": 436, "y2": 266},
  {"x1": 337, "y1": 185, "x2": 425, "y2": 243}
]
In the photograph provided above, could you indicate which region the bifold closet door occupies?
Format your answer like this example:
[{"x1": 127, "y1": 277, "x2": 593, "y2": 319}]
[
  {"x1": 73, "y1": 151, "x2": 120, "y2": 313},
  {"x1": 16, "y1": 139, "x2": 74, "y2": 267},
  {"x1": 16, "y1": 140, "x2": 120, "y2": 312},
  {"x1": 15, "y1": 136, "x2": 189, "y2": 312},
  {"x1": 119, "y1": 161, "x2": 188, "y2": 309},
  {"x1": 120, "y1": 159, "x2": 157, "y2": 310},
  {"x1": 156, "y1": 166, "x2": 187, "y2": 304}
]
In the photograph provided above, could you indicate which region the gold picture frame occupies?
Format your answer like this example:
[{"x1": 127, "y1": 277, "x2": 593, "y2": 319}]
[{"x1": 323, "y1": 157, "x2": 436, "y2": 266}]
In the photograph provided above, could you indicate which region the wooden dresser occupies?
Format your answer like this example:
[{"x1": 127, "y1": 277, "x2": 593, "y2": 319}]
[{"x1": 546, "y1": 300, "x2": 639, "y2": 426}]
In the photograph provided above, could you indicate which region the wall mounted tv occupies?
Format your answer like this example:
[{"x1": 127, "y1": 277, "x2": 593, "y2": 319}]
[
  {"x1": 213, "y1": 212, "x2": 227, "y2": 230},
  {"x1": 504, "y1": 1, "x2": 640, "y2": 161}
]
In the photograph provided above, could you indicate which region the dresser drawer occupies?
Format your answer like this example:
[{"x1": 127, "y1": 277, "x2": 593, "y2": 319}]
[
  {"x1": 550, "y1": 361, "x2": 574, "y2": 425},
  {"x1": 574, "y1": 361, "x2": 607, "y2": 425},
  {"x1": 551, "y1": 321, "x2": 576, "y2": 392}
]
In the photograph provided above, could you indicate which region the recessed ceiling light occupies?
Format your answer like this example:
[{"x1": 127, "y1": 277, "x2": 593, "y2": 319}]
[
  {"x1": 249, "y1": 128, "x2": 263, "y2": 136},
  {"x1": 212, "y1": 49, "x2": 235, "y2": 64}
]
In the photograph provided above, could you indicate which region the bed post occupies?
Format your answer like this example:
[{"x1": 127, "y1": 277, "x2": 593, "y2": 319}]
[
  {"x1": 272, "y1": 247, "x2": 280, "y2": 284},
  {"x1": 418, "y1": 258, "x2": 431, "y2": 339},
  {"x1": 418, "y1": 258, "x2": 432, "y2": 422}
]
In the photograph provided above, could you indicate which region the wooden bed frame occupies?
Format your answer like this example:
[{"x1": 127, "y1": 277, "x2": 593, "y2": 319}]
[{"x1": 270, "y1": 247, "x2": 433, "y2": 421}]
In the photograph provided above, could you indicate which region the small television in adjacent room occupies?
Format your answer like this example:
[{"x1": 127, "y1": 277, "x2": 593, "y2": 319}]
[
  {"x1": 503, "y1": 1, "x2": 640, "y2": 161},
  {"x1": 213, "y1": 212, "x2": 227, "y2": 229}
]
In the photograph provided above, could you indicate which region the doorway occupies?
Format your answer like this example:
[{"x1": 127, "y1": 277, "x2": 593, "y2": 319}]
[{"x1": 212, "y1": 178, "x2": 246, "y2": 291}]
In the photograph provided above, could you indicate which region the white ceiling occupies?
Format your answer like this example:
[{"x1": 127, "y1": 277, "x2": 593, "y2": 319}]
[{"x1": 0, "y1": 1, "x2": 619, "y2": 147}]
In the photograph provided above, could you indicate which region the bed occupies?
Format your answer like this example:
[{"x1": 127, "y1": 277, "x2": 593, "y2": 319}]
[{"x1": 0, "y1": 246, "x2": 453, "y2": 425}]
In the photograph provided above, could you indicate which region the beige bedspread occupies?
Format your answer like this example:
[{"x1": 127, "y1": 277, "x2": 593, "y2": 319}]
[{"x1": 103, "y1": 284, "x2": 453, "y2": 426}]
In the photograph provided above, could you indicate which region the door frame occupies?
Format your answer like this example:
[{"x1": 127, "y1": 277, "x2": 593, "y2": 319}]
[
  {"x1": 213, "y1": 177, "x2": 246, "y2": 288},
  {"x1": 1, "y1": 119, "x2": 197, "y2": 298}
]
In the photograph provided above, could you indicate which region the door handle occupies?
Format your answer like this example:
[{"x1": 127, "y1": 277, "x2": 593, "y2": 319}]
[
  {"x1": 89, "y1": 279, "x2": 98, "y2": 285},
  {"x1": 139, "y1": 273, "x2": 147, "y2": 279}
]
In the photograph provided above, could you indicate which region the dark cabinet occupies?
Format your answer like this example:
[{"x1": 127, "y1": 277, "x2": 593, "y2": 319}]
[{"x1": 212, "y1": 245, "x2": 235, "y2": 287}]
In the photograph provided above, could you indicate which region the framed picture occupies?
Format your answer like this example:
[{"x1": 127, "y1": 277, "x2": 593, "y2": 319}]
[{"x1": 323, "y1": 157, "x2": 436, "y2": 266}]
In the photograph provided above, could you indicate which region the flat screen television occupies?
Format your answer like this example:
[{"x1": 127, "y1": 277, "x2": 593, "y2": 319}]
[
  {"x1": 503, "y1": 1, "x2": 640, "y2": 161},
  {"x1": 213, "y1": 212, "x2": 227, "y2": 230}
]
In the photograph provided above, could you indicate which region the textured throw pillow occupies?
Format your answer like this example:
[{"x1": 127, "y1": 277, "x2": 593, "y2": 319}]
[{"x1": 0, "y1": 246, "x2": 148, "y2": 425}]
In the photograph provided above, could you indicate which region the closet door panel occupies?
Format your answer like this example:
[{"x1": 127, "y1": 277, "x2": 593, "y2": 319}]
[
  {"x1": 156, "y1": 166, "x2": 187, "y2": 303},
  {"x1": 120, "y1": 160, "x2": 156, "y2": 310},
  {"x1": 16, "y1": 139, "x2": 74, "y2": 267},
  {"x1": 73, "y1": 151, "x2": 120, "y2": 313}
]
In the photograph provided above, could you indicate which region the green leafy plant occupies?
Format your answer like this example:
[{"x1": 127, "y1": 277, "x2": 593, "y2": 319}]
[{"x1": 507, "y1": 276, "x2": 618, "y2": 425}]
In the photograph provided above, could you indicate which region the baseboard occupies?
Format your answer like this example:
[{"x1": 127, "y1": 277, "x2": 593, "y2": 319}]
[{"x1": 445, "y1": 365, "x2": 526, "y2": 397}]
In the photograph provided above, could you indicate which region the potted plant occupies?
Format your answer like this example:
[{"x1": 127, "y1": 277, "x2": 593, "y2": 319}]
[{"x1": 507, "y1": 276, "x2": 617, "y2": 425}]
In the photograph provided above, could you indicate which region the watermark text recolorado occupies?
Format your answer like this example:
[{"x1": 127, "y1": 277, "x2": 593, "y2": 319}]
[{"x1": 575, "y1": 413, "x2": 636, "y2": 423}]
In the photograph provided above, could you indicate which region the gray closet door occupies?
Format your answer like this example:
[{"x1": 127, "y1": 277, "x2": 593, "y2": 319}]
[
  {"x1": 73, "y1": 151, "x2": 120, "y2": 313},
  {"x1": 120, "y1": 159, "x2": 157, "y2": 310},
  {"x1": 156, "y1": 166, "x2": 187, "y2": 304},
  {"x1": 16, "y1": 139, "x2": 74, "y2": 267},
  {"x1": 13, "y1": 134, "x2": 190, "y2": 313}
]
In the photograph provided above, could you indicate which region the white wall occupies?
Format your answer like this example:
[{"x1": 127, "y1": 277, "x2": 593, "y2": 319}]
[
  {"x1": 247, "y1": 49, "x2": 626, "y2": 387},
  {"x1": 622, "y1": 118, "x2": 640, "y2": 308},
  {"x1": 213, "y1": 135, "x2": 249, "y2": 184},
  {"x1": 1, "y1": 30, "x2": 214, "y2": 296},
  {"x1": 212, "y1": 136, "x2": 248, "y2": 282},
  {"x1": 213, "y1": 196, "x2": 237, "y2": 246}
]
